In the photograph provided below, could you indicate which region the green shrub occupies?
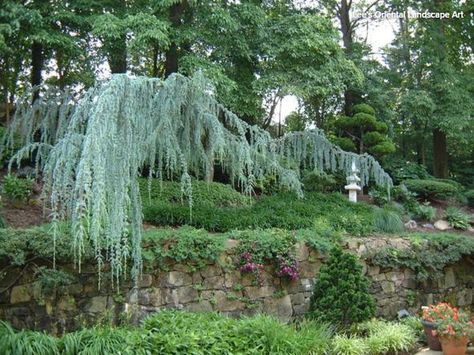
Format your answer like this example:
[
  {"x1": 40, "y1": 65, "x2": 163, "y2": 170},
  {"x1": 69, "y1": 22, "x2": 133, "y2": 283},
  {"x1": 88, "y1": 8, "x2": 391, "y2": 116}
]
[
  {"x1": 385, "y1": 160, "x2": 430, "y2": 184},
  {"x1": 302, "y1": 170, "x2": 338, "y2": 193},
  {"x1": 353, "y1": 103, "x2": 376, "y2": 115},
  {"x1": 368, "y1": 186, "x2": 391, "y2": 206},
  {"x1": 0, "y1": 224, "x2": 90, "y2": 266},
  {"x1": 412, "y1": 202, "x2": 437, "y2": 222},
  {"x1": 309, "y1": 248, "x2": 376, "y2": 327},
  {"x1": 466, "y1": 190, "x2": 474, "y2": 207},
  {"x1": 373, "y1": 207, "x2": 404, "y2": 233},
  {"x1": 403, "y1": 179, "x2": 459, "y2": 200},
  {"x1": 2, "y1": 174, "x2": 33, "y2": 201},
  {"x1": 444, "y1": 207, "x2": 471, "y2": 230},
  {"x1": 139, "y1": 178, "x2": 251, "y2": 207}
]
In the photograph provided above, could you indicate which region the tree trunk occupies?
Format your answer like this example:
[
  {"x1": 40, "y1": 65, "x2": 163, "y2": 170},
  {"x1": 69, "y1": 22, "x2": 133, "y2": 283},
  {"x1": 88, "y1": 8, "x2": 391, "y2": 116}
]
[
  {"x1": 432, "y1": 128, "x2": 448, "y2": 178},
  {"x1": 165, "y1": 2, "x2": 185, "y2": 77},
  {"x1": 339, "y1": 0, "x2": 356, "y2": 115},
  {"x1": 152, "y1": 45, "x2": 159, "y2": 77},
  {"x1": 31, "y1": 42, "x2": 44, "y2": 102},
  {"x1": 108, "y1": 34, "x2": 127, "y2": 74}
]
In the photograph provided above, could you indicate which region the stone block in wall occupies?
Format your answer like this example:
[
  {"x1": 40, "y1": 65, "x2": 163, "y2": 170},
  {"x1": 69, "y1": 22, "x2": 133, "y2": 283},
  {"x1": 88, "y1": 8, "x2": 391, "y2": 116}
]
[
  {"x1": 290, "y1": 292, "x2": 305, "y2": 305},
  {"x1": 138, "y1": 274, "x2": 153, "y2": 288},
  {"x1": 385, "y1": 271, "x2": 404, "y2": 282},
  {"x1": 57, "y1": 296, "x2": 77, "y2": 312},
  {"x1": 61, "y1": 283, "x2": 83, "y2": 295},
  {"x1": 85, "y1": 296, "x2": 108, "y2": 314},
  {"x1": 192, "y1": 271, "x2": 203, "y2": 284},
  {"x1": 285, "y1": 278, "x2": 313, "y2": 294},
  {"x1": 299, "y1": 261, "x2": 321, "y2": 278},
  {"x1": 444, "y1": 267, "x2": 456, "y2": 289},
  {"x1": 184, "y1": 300, "x2": 213, "y2": 313},
  {"x1": 138, "y1": 289, "x2": 151, "y2": 305},
  {"x1": 224, "y1": 271, "x2": 241, "y2": 288},
  {"x1": 174, "y1": 263, "x2": 193, "y2": 273},
  {"x1": 263, "y1": 295, "x2": 292, "y2": 322},
  {"x1": 165, "y1": 271, "x2": 192, "y2": 287},
  {"x1": 372, "y1": 273, "x2": 386, "y2": 282},
  {"x1": 163, "y1": 289, "x2": 179, "y2": 307},
  {"x1": 457, "y1": 288, "x2": 473, "y2": 306},
  {"x1": 214, "y1": 291, "x2": 245, "y2": 312},
  {"x1": 293, "y1": 303, "x2": 309, "y2": 316},
  {"x1": 381, "y1": 281, "x2": 395, "y2": 294},
  {"x1": 10, "y1": 284, "x2": 32, "y2": 304},
  {"x1": 403, "y1": 277, "x2": 417, "y2": 289},
  {"x1": 203, "y1": 276, "x2": 225, "y2": 290},
  {"x1": 245, "y1": 286, "x2": 275, "y2": 300},
  {"x1": 148, "y1": 288, "x2": 163, "y2": 307},
  {"x1": 241, "y1": 274, "x2": 255, "y2": 287},
  {"x1": 367, "y1": 265, "x2": 380, "y2": 276},
  {"x1": 294, "y1": 242, "x2": 309, "y2": 262},
  {"x1": 200, "y1": 265, "x2": 223, "y2": 278},
  {"x1": 176, "y1": 286, "x2": 199, "y2": 304}
]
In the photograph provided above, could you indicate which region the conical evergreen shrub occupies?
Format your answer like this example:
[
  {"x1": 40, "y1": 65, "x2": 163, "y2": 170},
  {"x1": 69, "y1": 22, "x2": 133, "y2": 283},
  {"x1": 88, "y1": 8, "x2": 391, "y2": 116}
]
[{"x1": 309, "y1": 247, "x2": 375, "y2": 327}]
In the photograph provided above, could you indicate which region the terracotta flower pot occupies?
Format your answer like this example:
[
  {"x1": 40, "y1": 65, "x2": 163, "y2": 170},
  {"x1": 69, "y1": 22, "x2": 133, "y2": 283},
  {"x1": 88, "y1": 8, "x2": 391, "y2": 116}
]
[
  {"x1": 440, "y1": 336, "x2": 469, "y2": 355},
  {"x1": 422, "y1": 320, "x2": 442, "y2": 351}
]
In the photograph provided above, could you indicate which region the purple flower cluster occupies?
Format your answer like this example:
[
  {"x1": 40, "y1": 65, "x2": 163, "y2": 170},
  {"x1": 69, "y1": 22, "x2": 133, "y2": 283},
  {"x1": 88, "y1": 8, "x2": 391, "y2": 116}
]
[
  {"x1": 276, "y1": 256, "x2": 299, "y2": 280},
  {"x1": 239, "y1": 252, "x2": 264, "y2": 285}
]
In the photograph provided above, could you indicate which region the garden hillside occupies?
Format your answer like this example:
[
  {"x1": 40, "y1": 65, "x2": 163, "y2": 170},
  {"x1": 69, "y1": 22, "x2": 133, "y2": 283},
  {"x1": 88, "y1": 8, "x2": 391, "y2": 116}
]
[{"x1": 1, "y1": 0, "x2": 473, "y2": 352}]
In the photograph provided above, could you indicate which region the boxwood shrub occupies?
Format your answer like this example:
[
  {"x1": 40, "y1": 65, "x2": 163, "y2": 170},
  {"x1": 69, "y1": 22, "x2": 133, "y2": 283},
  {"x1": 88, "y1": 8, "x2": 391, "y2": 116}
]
[{"x1": 403, "y1": 179, "x2": 459, "y2": 200}]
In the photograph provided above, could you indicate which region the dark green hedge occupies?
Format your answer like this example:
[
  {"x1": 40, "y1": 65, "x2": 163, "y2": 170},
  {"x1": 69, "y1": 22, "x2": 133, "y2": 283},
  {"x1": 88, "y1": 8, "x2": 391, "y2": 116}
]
[
  {"x1": 142, "y1": 191, "x2": 376, "y2": 235},
  {"x1": 403, "y1": 179, "x2": 459, "y2": 200}
]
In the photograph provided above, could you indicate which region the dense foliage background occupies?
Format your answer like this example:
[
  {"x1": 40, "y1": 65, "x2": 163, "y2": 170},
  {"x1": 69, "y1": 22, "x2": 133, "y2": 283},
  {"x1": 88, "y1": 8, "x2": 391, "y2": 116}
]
[{"x1": 1, "y1": 0, "x2": 472, "y2": 184}]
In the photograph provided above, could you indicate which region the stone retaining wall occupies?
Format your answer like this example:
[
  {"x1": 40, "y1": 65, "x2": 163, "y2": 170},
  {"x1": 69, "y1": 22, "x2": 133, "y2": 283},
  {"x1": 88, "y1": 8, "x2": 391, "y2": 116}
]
[{"x1": 1, "y1": 237, "x2": 473, "y2": 333}]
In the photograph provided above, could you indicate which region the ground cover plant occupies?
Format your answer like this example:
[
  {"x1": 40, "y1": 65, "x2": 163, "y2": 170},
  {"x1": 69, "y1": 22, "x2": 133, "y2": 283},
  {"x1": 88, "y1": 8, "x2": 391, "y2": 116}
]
[
  {"x1": 368, "y1": 232, "x2": 474, "y2": 281},
  {"x1": 141, "y1": 180, "x2": 378, "y2": 235}
]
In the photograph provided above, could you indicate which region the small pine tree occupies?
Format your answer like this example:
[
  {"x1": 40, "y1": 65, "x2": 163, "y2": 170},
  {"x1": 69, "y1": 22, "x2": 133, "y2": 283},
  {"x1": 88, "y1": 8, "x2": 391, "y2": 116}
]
[{"x1": 309, "y1": 247, "x2": 375, "y2": 327}]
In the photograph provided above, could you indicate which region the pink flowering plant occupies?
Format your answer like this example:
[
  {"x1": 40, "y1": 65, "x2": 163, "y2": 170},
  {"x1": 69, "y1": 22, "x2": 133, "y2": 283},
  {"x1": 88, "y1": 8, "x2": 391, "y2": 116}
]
[
  {"x1": 275, "y1": 255, "x2": 299, "y2": 280},
  {"x1": 239, "y1": 251, "x2": 265, "y2": 285},
  {"x1": 423, "y1": 302, "x2": 474, "y2": 339},
  {"x1": 235, "y1": 229, "x2": 300, "y2": 285}
]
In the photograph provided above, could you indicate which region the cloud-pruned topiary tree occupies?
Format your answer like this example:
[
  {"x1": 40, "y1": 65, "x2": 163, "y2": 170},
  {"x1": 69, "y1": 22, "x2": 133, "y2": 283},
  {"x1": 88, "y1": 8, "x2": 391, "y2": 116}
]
[
  {"x1": 1, "y1": 72, "x2": 392, "y2": 287},
  {"x1": 333, "y1": 103, "x2": 396, "y2": 158}
]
